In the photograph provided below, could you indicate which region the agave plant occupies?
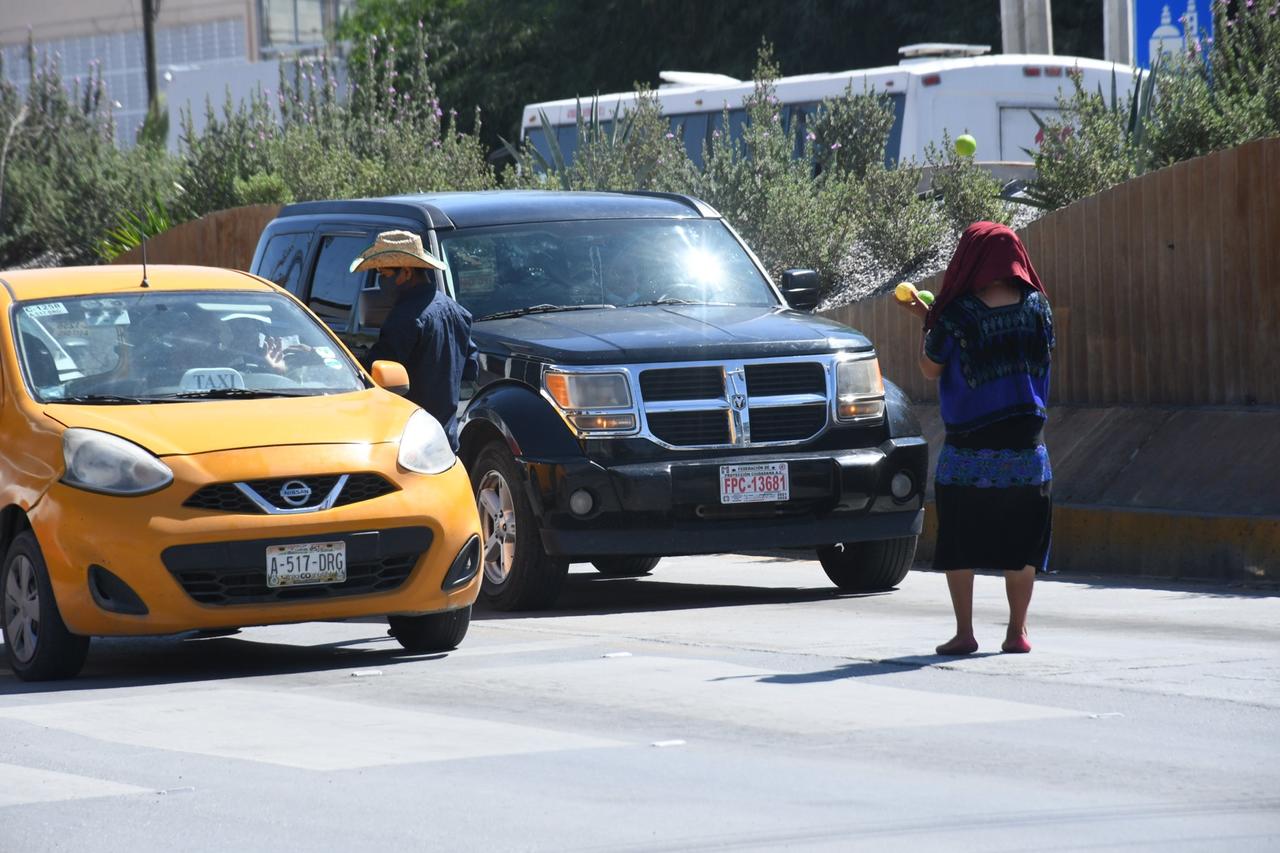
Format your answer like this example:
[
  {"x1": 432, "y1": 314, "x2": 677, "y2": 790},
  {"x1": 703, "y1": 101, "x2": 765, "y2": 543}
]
[{"x1": 95, "y1": 201, "x2": 172, "y2": 262}]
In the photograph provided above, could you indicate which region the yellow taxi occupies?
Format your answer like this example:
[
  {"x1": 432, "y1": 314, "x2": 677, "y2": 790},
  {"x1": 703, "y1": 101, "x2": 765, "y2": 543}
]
[{"x1": 0, "y1": 265, "x2": 482, "y2": 680}]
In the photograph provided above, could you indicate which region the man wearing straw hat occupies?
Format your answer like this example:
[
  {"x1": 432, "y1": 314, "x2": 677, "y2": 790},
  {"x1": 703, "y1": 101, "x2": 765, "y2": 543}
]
[{"x1": 351, "y1": 230, "x2": 478, "y2": 450}]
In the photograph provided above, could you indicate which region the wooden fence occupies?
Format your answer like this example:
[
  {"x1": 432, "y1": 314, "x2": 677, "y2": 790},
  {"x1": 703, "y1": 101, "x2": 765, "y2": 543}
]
[
  {"x1": 823, "y1": 136, "x2": 1280, "y2": 407},
  {"x1": 114, "y1": 204, "x2": 282, "y2": 271}
]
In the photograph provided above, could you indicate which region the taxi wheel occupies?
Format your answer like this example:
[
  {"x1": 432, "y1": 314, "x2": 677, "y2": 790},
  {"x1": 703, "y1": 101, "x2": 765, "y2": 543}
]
[
  {"x1": 590, "y1": 557, "x2": 660, "y2": 577},
  {"x1": 389, "y1": 606, "x2": 471, "y2": 653},
  {"x1": 2, "y1": 531, "x2": 90, "y2": 681},
  {"x1": 471, "y1": 441, "x2": 568, "y2": 611},
  {"x1": 816, "y1": 537, "x2": 917, "y2": 592}
]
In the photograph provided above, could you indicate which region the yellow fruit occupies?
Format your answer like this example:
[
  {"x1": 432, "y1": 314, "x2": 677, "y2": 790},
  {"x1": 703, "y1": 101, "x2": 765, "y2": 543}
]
[{"x1": 894, "y1": 282, "x2": 917, "y2": 303}]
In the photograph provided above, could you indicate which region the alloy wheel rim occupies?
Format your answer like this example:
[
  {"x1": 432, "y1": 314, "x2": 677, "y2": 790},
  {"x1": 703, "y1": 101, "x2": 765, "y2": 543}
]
[
  {"x1": 4, "y1": 555, "x2": 39, "y2": 664},
  {"x1": 477, "y1": 470, "x2": 517, "y2": 585}
]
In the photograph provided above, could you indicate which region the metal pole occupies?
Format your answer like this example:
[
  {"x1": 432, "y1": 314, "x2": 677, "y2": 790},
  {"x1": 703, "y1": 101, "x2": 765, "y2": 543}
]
[
  {"x1": 1103, "y1": 0, "x2": 1135, "y2": 64},
  {"x1": 1024, "y1": 0, "x2": 1054, "y2": 54},
  {"x1": 1000, "y1": 0, "x2": 1026, "y2": 53}
]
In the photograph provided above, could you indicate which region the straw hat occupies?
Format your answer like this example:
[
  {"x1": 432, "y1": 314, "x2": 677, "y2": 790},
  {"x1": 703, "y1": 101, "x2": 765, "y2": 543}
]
[{"x1": 349, "y1": 230, "x2": 447, "y2": 273}]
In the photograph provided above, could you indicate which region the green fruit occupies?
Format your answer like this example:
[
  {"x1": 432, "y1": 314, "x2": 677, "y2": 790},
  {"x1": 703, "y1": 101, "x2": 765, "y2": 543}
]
[
  {"x1": 917, "y1": 290, "x2": 935, "y2": 306},
  {"x1": 954, "y1": 134, "x2": 977, "y2": 157}
]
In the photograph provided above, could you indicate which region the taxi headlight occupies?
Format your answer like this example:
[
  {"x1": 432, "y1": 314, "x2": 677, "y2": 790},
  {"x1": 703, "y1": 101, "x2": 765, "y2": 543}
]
[
  {"x1": 544, "y1": 371, "x2": 632, "y2": 410},
  {"x1": 61, "y1": 428, "x2": 173, "y2": 496},
  {"x1": 397, "y1": 409, "x2": 456, "y2": 475},
  {"x1": 836, "y1": 357, "x2": 886, "y2": 422}
]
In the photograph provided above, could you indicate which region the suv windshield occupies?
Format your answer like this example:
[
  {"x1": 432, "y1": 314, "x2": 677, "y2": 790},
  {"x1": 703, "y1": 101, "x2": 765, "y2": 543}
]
[
  {"x1": 440, "y1": 218, "x2": 778, "y2": 320},
  {"x1": 13, "y1": 291, "x2": 364, "y2": 404}
]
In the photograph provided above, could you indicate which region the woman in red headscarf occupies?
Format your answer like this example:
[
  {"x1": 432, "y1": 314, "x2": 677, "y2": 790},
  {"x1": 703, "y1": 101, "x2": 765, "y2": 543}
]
[{"x1": 896, "y1": 222, "x2": 1054, "y2": 656}]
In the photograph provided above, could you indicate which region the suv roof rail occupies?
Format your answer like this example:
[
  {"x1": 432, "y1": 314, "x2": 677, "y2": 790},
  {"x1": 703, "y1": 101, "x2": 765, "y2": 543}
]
[{"x1": 616, "y1": 190, "x2": 719, "y2": 218}]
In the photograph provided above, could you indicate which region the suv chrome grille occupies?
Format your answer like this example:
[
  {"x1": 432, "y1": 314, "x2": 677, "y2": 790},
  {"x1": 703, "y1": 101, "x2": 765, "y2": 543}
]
[
  {"x1": 747, "y1": 404, "x2": 827, "y2": 443},
  {"x1": 636, "y1": 358, "x2": 835, "y2": 448},
  {"x1": 184, "y1": 473, "x2": 398, "y2": 515},
  {"x1": 745, "y1": 363, "x2": 825, "y2": 396},
  {"x1": 639, "y1": 367, "x2": 724, "y2": 401},
  {"x1": 647, "y1": 410, "x2": 732, "y2": 446}
]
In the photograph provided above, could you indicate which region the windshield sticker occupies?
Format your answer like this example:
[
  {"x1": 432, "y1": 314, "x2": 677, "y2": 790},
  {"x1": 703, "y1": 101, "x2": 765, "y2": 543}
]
[
  {"x1": 23, "y1": 302, "x2": 68, "y2": 318},
  {"x1": 314, "y1": 346, "x2": 336, "y2": 359}
]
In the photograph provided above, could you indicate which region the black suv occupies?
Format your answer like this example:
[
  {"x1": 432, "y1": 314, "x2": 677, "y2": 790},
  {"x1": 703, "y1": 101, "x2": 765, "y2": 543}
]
[{"x1": 251, "y1": 191, "x2": 926, "y2": 610}]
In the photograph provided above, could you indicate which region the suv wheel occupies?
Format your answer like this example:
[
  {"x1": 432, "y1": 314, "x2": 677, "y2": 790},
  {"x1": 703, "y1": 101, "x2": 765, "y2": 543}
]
[
  {"x1": 471, "y1": 441, "x2": 568, "y2": 611},
  {"x1": 389, "y1": 606, "x2": 471, "y2": 652},
  {"x1": 590, "y1": 556, "x2": 660, "y2": 577},
  {"x1": 2, "y1": 531, "x2": 90, "y2": 681},
  {"x1": 816, "y1": 537, "x2": 917, "y2": 592}
]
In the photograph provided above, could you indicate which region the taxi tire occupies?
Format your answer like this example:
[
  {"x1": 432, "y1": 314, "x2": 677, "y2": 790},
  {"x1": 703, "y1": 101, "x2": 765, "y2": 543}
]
[
  {"x1": 590, "y1": 557, "x2": 660, "y2": 577},
  {"x1": 816, "y1": 536, "x2": 917, "y2": 592},
  {"x1": 389, "y1": 605, "x2": 471, "y2": 653},
  {"x1": 2, "y1": 531, "x2": 90, "y2": 681},
  {"x1": 471, "y1": 441, "x2": 568, "y2": 611}
]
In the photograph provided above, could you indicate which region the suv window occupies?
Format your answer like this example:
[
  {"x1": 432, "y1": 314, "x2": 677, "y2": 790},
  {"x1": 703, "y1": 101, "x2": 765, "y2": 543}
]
[
  {"x1": 256, "y1": 232, "x2": 313, "y2": 294},
  {"x1": 309, "y1": 234, "x2": 373, "y2": 330}
]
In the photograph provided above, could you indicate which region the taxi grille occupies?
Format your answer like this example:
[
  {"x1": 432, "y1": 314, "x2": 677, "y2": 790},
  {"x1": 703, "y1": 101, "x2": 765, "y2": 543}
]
[
  {"x1": 168, "y1": 554, "x2": 417, "y2": 605},
  {"x1": 184, "y1": 473, "x2": 397, "y2": 514}
]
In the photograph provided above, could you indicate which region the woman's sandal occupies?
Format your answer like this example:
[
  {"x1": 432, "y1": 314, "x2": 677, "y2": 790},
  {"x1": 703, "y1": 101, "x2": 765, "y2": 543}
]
[{"x1": 935, "y1": 637, "x2": 979, "y2": 656}]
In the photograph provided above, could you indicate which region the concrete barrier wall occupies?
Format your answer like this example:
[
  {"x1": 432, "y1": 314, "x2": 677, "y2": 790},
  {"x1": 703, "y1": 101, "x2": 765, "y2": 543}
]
[
  {"x1": 825, "y1": 136, "x2": 1280, "y2": 408},
  {"x1": 911, "y1": 404, "x2": 1280, "y2": 582}
]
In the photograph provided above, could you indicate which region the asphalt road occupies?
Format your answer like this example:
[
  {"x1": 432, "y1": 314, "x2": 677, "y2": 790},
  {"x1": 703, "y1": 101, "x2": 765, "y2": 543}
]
[{"x1": 1, "y1": 554, "x2": 1277, "y2": 852}]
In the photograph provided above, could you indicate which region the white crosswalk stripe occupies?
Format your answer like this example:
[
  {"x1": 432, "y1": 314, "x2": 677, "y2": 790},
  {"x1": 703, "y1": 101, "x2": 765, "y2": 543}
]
[
  {"x1": 0, "y1": 763, "x2": 149, "y2": 807},
  {"x1": 0, "y1": 688, "x2": 625, "y2": 771}
]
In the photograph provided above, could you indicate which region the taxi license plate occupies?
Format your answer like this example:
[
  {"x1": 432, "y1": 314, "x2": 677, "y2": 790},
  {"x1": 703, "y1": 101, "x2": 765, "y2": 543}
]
[
  {"x1": 266, "y1": 541, "x2": 347, "y2": 588},
  {"x1": 719, "y1": 462, "x2": 790, "y2": 504}
]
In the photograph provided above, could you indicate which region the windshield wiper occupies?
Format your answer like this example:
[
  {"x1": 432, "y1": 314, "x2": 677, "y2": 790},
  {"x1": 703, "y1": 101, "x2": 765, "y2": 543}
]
[
  {"x1": 159, "y1": 388, "x2": 327, "y2": 400},
  {"x1": 625, "y1": 297, "x2": 736, "y2": 307},
  {"x1": 477, "y1": 303, "x2": 616, "y2": 321},
  {"x1": 49, "y1": 394, "x2": 176, "y2": 405}
]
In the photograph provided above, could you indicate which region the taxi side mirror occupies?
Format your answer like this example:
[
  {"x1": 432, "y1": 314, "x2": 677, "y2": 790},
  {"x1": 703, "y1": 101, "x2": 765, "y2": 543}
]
[{"x1": 370, "y1": 360, "x2": 410, "y2": 396}]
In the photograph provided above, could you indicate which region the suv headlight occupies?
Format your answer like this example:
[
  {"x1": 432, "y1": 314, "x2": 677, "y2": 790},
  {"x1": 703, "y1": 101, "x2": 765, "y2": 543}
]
[
  {"x1": 62, "y1": 428, "x2": 173, "y2": 496},
  {"x1": 543, "y1": 370, "x2": 637, "y2": 435},
  {"x1": 835, "y1": 356, "x2": 885, "y2": 422},
  {"x1": 397, "y1": 409, "x2": 456, "y2": 474}
]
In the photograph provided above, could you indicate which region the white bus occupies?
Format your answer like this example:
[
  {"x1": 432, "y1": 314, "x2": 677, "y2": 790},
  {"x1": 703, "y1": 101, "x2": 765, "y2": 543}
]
[{"x1": 519, "y1": 44, "x2": 1137, "y2": 171}]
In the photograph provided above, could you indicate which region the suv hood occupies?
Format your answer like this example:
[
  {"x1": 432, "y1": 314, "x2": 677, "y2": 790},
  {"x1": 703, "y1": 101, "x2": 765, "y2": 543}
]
[
  {"x1": 474, "y1": 304, "x2": 873, "y2": 364},
  {"x1": 42, "y1": 389, "x2": 414, "y2": 456}
]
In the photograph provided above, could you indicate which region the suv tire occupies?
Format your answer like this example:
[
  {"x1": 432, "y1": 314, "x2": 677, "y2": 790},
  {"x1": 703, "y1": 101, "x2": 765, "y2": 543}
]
[
  {"x1": 2, "y1": 531, "x2": 90, "y2": 681},
  {"x1": 389, "y1": 606, "x2": 471, "y2": 652},
  {"x1": 471, "y1": 441, "x2": 568, "y2": 611},
  {"x1": 816, "y1": 536, "x2": 917, "y2": 592},
  {"x1": 590, "y1": 557, "x2": 660, "y2": 577}
]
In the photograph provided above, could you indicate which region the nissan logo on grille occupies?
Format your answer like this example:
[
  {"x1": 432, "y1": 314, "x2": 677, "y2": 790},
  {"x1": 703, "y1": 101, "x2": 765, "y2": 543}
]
[{"x1": 279, "y1": 480, "x2": 313, "y2": 507}]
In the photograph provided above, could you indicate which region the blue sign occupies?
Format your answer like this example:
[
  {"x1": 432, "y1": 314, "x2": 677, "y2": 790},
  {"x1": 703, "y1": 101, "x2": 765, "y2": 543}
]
[{"x1": 1133, "y1": 0, "x2": 1214, "y2": 68}]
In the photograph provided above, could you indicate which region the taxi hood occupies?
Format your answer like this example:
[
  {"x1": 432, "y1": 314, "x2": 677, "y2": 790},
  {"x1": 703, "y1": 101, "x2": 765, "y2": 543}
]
[{"x1": 42, "y1": 389, "x2": 415, "y2": 457}]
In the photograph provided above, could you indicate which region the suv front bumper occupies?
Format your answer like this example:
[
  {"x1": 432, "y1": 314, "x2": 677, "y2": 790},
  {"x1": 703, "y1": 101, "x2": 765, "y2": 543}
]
[{"x1": 531, "y1": 437, "x2": 927, "y2": 557}]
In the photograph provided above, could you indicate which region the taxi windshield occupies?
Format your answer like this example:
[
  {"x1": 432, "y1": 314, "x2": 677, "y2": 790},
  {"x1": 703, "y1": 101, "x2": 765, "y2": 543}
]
[{"x1": 12, "y1": 291, "x2": 364, "y2": 404}]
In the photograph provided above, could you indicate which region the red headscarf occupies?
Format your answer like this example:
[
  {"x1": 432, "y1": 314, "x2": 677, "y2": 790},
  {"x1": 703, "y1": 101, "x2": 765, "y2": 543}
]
[{"x1": 925, "y1": 222, "x2": 1046, "y2": 330}]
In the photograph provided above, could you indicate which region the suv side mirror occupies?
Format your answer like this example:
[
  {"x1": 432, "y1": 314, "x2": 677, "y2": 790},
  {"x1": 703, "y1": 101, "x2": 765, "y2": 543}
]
[
  {"x1": 370, "y1": 360, "x2": 410, "y2": 395},
  {"x1": 780, "y1": 269, "x2": 820, "y2": 311}
]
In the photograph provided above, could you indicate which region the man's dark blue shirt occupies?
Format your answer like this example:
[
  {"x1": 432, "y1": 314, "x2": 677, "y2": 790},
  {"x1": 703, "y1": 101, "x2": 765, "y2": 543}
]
[{"x1": 365, "y1": 275, "x2": 479, "y2": 449}]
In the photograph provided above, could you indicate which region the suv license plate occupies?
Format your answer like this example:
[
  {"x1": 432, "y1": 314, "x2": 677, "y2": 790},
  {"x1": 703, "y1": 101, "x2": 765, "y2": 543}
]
[
  {"x1": 266, "y1": 541, "x2": 347, "y2": 588},
  {"x1": 720, "y1": 463, "x2": 790, "y2": 504}
]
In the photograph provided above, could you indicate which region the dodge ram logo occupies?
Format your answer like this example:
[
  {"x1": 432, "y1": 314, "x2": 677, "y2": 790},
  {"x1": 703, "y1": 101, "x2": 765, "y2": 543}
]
[
  {"x1": 731, "y1": 394, "x2": 746, "y2": 410},
  {"x1": 279, "y1": 480, "x2": 313, "y2": 507}
]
